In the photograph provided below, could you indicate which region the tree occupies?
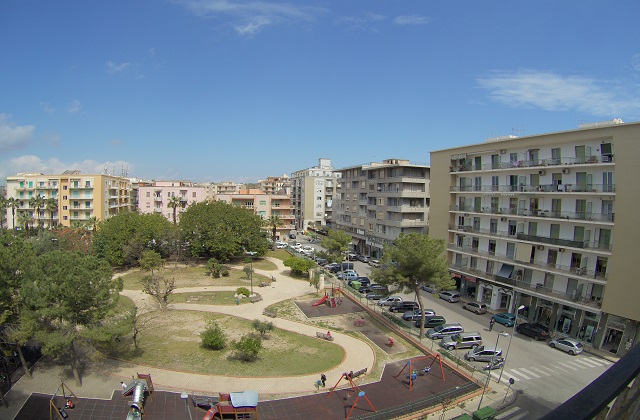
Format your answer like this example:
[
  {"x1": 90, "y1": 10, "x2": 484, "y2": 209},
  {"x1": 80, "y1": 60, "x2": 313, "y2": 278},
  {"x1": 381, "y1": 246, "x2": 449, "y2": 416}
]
[
  {"x1": 232, "y1": 334, "x2": 262, "y2": 361},
  {"x1": 371, "y1": 233, "x2": 454, "y2": 337},
  {"x1": 167, "y1": 195, "x2": 182, "y2": 225},
  {"x1": 265, "y1": 215, "x2": 283, "y2": 250},
  {"x1": 206, "y1": 257, "x2": 223, "y2": 277},
  {"x1": 321, "y1": 229, "x2": 352, "y2": 278},
  {"x1": 200, "y1": 320, "x2": 227, "y2": 350},
  {"x1": 283, "y1": 256, "x2": 316, "y2": 275},
  {"x1": 52, "y1": 227, "x2": 93, "y2": 254},
  {"x1": 139, "y1": 250, "x2": 164, "y2": 277},
  {"x1": 45, "y1": 198, "x2": 58, "y2": 229},
  {"x1": 17, "y1": 211, "x2": 34, "y2": 238},
  {"x1": 20, "y1": 250, "x2": 122, "y2": 386},
  {"x1": 251, "y1": 319, "x2": 274, "y2": 337},
  {"x1": 0, "y1": 196, "x2": 7, "y2": 230},
  {"x1": 7, "y1": 197, "x2": 19, "y2": 233},
  {"x1": 85, "y1": 216, "x2": 98, "y2": 233},
  {"x1": 28, "y1": 195, "x2": 45, "y2": 229},
  {"x1": 179, "y1": 201, "x2": 269, "y2": 261},
  {"x1": 139, "y1": 250, "x2": 174, "y2": 312}
]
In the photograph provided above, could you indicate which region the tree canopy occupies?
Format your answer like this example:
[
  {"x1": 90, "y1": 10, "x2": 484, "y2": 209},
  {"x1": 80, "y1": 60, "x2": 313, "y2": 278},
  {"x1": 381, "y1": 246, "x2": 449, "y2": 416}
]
[{"x1": 320, "y1": 229, "x2": 352, "y2": 263}]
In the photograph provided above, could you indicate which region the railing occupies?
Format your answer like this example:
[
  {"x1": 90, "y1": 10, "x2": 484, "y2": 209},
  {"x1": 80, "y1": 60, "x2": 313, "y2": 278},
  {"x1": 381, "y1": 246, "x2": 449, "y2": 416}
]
[
  {"x1": 450, "y1": 183, "x2": 615, "y2": 193},
  {"x1": 450, "y1": 205, "x2": 614, "y2": 223},
  {"x1": 386, "y1": 205, "x2": 427, "y2": 212},
  {"x1": 450, "y1": 155, "x2": 615, "y2": 172},
  {"x1": 448, "y1": 243, "x2": 608, "y2": 281}
]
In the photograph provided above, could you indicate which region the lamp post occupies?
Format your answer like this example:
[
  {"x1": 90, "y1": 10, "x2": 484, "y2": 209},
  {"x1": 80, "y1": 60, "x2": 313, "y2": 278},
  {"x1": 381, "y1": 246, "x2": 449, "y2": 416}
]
[
  {"x1": 497, "y1": 304, "x2": 526, "y2": 384},
  {"x1": 477, "y1": 331, "x2": 509, "y2": 411}
]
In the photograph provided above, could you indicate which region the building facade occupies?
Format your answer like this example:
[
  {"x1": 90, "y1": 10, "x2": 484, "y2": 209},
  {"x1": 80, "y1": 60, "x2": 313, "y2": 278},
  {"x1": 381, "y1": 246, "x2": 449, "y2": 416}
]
[
  {"x1": 429, "y1": 120, "x2": 640, "y2": 356},
  {"x1": 200, "y1": 182, "x2": 246, "y2": 200},
  {"x1": 5, "y1": 170, "x2": 130, "y2": 229},
  {"x1": 333, "y1": 159, "x2": 430, "y2": 258},
  {"x1": 291, "y1": 158, "x2": 340, "y2": 232},
  {"x1": 138, "y1": 181, "x2": 205, "y2": 222},
  {"x1": 258, "y1": 175, "x2": 291, "y2": 195}
]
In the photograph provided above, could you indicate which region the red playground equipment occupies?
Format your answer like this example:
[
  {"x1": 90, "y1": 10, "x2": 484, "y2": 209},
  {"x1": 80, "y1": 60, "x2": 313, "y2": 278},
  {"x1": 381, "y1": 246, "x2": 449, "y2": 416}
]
[
  {"x1": 394, "y1": 354, "x2": 446, "y2": 391},
  {"x1": 312, "y1": 293, "x2": 328, "y2": 306},
  {"x1": 327, "y1": 368, "x2": 376, "y2": 419},
  {"x1": 200, "y1": 390, "x2": 258, "y2": 420}
]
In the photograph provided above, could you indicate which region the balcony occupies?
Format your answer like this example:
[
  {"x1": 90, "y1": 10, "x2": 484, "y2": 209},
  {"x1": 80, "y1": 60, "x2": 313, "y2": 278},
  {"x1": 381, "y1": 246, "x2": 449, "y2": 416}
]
[
  {"x1": 384, "y1": 219, "x2": 426, "y2": 227},
  {"x1": 154, "y1": 196, "x2": 163, "y2": 202},
  {"x1": 450, "y1": 154, "x2": 615, "y2": 173},
  {"x1": 386, "y1": 205, "x2": 427, "y2": 213},
  {"x1": 448, "y1": 243, "x2": 608, "y2": 282},
  {"x1": 451, "y1": 183, "x2": 615, "y2": 194},
  {"x1": 450, "y1": 205, "x2": 614, "y2": 223}
]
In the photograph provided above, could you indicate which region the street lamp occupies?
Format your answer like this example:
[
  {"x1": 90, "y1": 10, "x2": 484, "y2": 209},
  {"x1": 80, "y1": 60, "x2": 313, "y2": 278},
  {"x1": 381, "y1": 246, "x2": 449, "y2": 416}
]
[
  {"x1": 497, "y1": 304, "x2": 526, "y2": 384},
  {"x1": 477, "y1": 331, "x2": 509, "y2": 411}
]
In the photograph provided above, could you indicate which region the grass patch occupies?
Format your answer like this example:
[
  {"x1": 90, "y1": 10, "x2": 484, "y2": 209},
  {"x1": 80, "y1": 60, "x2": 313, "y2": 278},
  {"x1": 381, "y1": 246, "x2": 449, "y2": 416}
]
[
  {"x1": 116, "y1": 310, "x2": 344, "y2": 376},
  {"x1": 170, "y1": 291, "x2": 256, "y2": 305},
  {"x1": 266, "y1": 249, "x2": 292, "y2": 261}
]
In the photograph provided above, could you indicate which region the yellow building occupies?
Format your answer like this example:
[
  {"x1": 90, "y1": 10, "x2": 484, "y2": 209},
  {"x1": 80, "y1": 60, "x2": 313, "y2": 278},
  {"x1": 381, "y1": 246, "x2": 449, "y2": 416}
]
[
  {"x1": 430, "y1": 120, "x2": 639, "y2": 356},
  {"x1": 5, "y1": 170, "x2": 131, "y2": 229}
]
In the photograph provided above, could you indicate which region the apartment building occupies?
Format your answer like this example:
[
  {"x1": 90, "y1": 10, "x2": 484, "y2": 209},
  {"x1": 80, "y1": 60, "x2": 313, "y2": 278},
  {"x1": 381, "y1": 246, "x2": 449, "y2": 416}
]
[
  {"x1": 216, "y1": 189, "x2": 294, "y2": 240},
  {"x1": 199, "y1": 181, "x2": 246, "y2": 200},
  {"x1": 5, "y1": 170, "x2": 130, "y2": 229},
  {"x1": 291, "y1": 158, "x2": 340, "y2": 231},
  {"x1": 333, "y1": 159, "x2": 430, "y2": 259},
  {"x1": 259, "y1": 175, "x2": 291, "y2": 195},
  {"x1": 429, "y1": 120, "x2": 640, "y2": 356},
  {"x1": 138, "y1": 181, "x2": 205, "y2": 222}
]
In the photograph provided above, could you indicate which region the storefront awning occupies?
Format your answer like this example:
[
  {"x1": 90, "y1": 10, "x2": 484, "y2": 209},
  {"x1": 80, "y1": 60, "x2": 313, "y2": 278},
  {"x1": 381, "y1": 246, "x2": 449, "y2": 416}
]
[{"x1": 497, "y1": 264, "x2": 514, "y2": 278}]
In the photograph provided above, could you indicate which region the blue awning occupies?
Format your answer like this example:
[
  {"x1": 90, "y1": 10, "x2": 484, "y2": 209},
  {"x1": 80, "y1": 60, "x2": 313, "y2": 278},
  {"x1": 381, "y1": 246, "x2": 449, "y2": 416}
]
[{"x1": 497, "y1": 264, "x2": 514, "y2": 278}]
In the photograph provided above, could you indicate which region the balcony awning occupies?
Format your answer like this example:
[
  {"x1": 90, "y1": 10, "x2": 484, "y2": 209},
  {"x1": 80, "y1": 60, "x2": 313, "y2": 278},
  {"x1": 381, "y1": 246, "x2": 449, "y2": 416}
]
[
  {"x1": 515, "y1": 244, "x2": 533, "y2": 263},
  {"x1": 497, "y1": 264, "x2": 514, "y2": 278}
]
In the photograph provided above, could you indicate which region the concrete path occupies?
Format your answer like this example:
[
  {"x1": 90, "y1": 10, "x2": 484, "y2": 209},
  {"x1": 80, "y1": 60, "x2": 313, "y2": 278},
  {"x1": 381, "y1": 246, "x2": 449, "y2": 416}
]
[{"x1": 1, "y1": 257, "x2": 376, "y2": 419}]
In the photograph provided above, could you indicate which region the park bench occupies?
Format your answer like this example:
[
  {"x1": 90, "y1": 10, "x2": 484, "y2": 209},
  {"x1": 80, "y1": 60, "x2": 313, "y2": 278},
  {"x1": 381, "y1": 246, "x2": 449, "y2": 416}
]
[
  {"x1": 263, "y1": 309, "x2": 277, "y2": 318},
  {"x1": 316, "y1": 332, "x2": 334, "y2": 341},
  {"x1": 250, "y1": 295, "x2": 263, "y2": 303}
]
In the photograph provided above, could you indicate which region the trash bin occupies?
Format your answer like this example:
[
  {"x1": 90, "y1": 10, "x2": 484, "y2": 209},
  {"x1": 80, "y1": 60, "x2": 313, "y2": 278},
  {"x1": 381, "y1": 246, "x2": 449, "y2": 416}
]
[
  {"x1": 452, "y1": 415, "x2": 473, "y2": 420},
  {"x1": 350, "y1": 281, "x2": 361, "y2": 290},
  {"x1": 472, "y1": 406, "x2": 497, "y2": 420}
]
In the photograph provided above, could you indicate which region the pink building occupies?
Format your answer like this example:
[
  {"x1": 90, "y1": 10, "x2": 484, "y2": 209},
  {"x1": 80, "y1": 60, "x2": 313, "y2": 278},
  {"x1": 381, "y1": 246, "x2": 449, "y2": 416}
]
[{"x1": 138, "y1": 181, "x2": 205, "y2": 223}]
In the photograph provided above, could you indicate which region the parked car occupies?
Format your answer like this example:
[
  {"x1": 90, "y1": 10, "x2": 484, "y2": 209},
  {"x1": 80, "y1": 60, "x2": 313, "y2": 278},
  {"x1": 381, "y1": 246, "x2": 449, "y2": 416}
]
[
  {"x1": 389, "y1": 301, "x2": 420, "y2": 313},
  {"x1": 402, "y1": 309, "x2": 436, "y2": 321},
  {"x1": 426, "y1": 323, "x2": 464, "y2": 339},
  {"x1": 378, "y1": 296, "x2": 403, "y2": 306},
  {"x1": 516, "y1": 323, "x2": 550, "y2": 341},
  {"x1": 324, "y1": 263, "x2": 340, "y2": 272},
  {"x1": 348, "y1": 277, "x2": 371, "y2": 288},
  {"x1": 421, "y1": 284, "x2": 438, "y2": 294},
  {"x1": 337, "y1": 270, "x2": 358, "y2": 281},
  {"x1": 347, "y1": 253, "x2": 358, "y2": 261},
  {"x1": 359, "y1": 284, "x2": 387, "y2": 294},
  {"x1": 549, "y1": 337, "x2": 584, "y2": 355},
  {"x1": 315, "y1": 258, "x2": 328, "y2": 266},
  {"x1": 462, "y1": 302, "x2": 487, "y2": 315},
  {"x1": 302, "y1": 246, "x2": 314, "y2": 253},
  {"x1": 440, "y1": 332, "x2": 483, "y2": 350},
  {"x1": 366, "y1": 290, "x2": 388, "y2": 300},
  {"x1": 492, "y1": 313, "x2": 517, "y2": 327},
  {"x1": 276, "y1": 241, "x2": 287, "y2": 249},
  {"x1": 357, "y1": 255, "x2": 370, "y2": 263},
  {"x1": 439, "y1": 291, "x2": 461, "y2": 303},
  {"x1": 465, "y1": 346, "x2": 503, "y2": 362},
  {"x1": 415, "y1": 315, "x2": 447, "y2": 329},
  {"x1": 340, "y1": 262, "x2": 355, "y2": 271},
  {"x1": 369, "y1": 259, "x2": 380, "y2": 268}
]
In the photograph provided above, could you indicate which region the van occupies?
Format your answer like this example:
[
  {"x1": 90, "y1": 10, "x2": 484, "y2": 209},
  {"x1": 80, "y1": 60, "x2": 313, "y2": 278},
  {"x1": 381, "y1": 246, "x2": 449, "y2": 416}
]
[
  {"x1": 426, "y1": 323, "x2": 464, "y2": 339},
  {"x1": 414, "y1": 315, "x2": 446, "y2": 329},
  {"x1": 439, "y1": 332, "x2": 483, "y2": 350},
  {"x1": 439, "y1": 291, "x2": 461, "y2": 303}
]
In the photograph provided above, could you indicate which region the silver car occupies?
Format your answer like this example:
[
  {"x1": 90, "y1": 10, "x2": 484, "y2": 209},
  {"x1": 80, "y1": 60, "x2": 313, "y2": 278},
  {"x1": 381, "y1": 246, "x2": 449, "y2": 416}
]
[
  {"x1": 465, "y1": 346, "x2": 503, "y2": 362},
  {"x1": 549, "y1": 337, "x2": 584, "y2": 355}
]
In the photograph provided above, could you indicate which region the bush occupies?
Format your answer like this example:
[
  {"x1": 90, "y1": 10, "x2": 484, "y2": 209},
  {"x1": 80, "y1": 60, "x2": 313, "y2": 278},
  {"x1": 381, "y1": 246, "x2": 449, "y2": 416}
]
[
  {"x1": 232, "y1": 334, "x2": 262, "y2": 361},
  {"x1": 236, "y1": 287, "x2": 251, "y2": 297},
  {"x1": 200, "y1": 321, "x2": 227, "y2": 350},
  {"x1": 206, "y1": 258, "x2": 223, "y2": 278},
  {"x1": 221, "y1": 269, "x2": 230, "y2": 277},
  {"x1": 252, "y1": 319, "x2": 275, "y2": 337}
]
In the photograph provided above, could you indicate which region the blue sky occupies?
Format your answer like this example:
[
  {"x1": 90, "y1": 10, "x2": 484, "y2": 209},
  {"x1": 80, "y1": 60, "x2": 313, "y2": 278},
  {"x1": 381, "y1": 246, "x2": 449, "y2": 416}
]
[{"x1": 1, "y1": 0, "x2": 639, "y2": 184}]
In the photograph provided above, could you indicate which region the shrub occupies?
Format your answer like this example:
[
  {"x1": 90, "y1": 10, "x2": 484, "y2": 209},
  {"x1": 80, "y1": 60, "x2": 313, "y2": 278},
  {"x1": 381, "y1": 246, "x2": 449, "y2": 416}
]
[
  {"x1": 221, "y1": 269, "x2": 230, "y2": 277},
  {"x1": 252, "y1": 319, "x2": 275, "y2": 337},
  {"x1": 232, "y1": 334, "x2": 262, "y2": 361},
  {"x1": 200, "y1": 321, "x2": 227, "y2": 350},
  {"x1": 206, "y1": 258, "x2": 223, "y2": 278},
  {"x1": 236, "y1": 287, "x2": 251, "y2": 297}
]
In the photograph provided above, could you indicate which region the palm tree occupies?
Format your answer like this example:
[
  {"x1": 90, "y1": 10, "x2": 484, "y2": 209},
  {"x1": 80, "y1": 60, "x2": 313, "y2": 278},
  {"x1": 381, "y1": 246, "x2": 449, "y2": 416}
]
[
  {"x1": 167, "y1": 195, "x2": 182, "y2": 225},
  {"x1": 45, "y1": 197, "x2": 58, "y2": 229},
  {"x1": 0, "y1": 196, "x2": 7, "y2": 229},
  {"x1": 7, "y1": 197, "x2": 19, "y2": 233},
  {"x1": 28, "y1": 195, "x2": 45, "y2": 229},
  {"x1": 86, "y1": 216, "x2": 98, "y2": 233},
  {"x1": 265, "y1": 214, "x2": 284, "y2": 250},
  {"x1": 17, "y1": 211, "x2": 34, "y2": 238}
]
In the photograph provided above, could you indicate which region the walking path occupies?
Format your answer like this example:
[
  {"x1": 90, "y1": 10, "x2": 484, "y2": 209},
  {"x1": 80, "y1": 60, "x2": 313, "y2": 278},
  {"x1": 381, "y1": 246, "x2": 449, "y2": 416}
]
[{"x1": 1, "y1": 257, "x2": 376, "y2": 419}]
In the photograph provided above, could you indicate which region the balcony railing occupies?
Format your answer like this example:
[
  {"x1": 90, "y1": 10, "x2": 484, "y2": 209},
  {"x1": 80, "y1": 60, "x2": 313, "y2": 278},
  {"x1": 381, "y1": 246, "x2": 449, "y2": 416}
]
[
  {"x1": 450, "y1": 183, "x2": 615, "y2": 193},
  {"x1": 450, "y1": 155, "x2": 614, "y2": 173},
  {"x1": 448, "y1": 243, "x2": 608, "y2": 281},
  {"x1": 450, "y1": 205, "x2": 614, "y2": 223},
  {"x1": 386, "y1": 205, "x2": 427, "y2": 212}
]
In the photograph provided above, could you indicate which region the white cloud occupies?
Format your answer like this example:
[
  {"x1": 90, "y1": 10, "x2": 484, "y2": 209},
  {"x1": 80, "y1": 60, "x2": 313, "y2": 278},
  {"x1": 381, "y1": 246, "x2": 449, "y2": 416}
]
[
  {"x1": 106, "y1": 60, "x2": 131, "y2": 74},
  {"x1": 336, "y1": 12, "x2": 386, "y2": 30},
  {"x1": 40, "y1": 102, "x2": 55, "y2": 113},
  {"x1": 477, "y1": 70, "x2": 640, "y2": 117},
  {"x1": 631, "y1": 53, "x2": 640, "y2": 72},
  {"x1": 178, "y1": 0, "x2": 324, "y2": 36},
  {"x1": 393, "y1": 15, "x2": 430, "y2": 26},
  {"x1": 0, "y1": 155, "x2": 135, "y2": 181},
  {"x1": 0, "y1": 114, "x2": 34, "y2": 151},
  {"x1": 68, "y1": 99, "x2": 82, "y2": 113}
]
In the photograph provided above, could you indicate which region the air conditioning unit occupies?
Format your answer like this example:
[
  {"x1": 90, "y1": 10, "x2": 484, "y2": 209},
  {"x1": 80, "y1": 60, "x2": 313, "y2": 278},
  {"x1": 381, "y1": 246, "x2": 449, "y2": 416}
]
[
  {"x1": 562, "y1": 168, "x2": 570, "y2": 174},
  {"x1": 538, "y1": 170, "x2": 546, "y2": 175},
  {"x1": 559, "y1": 248, "x2": 565, "y2": 253},
  {"x1": 537, "y1": 245, "x2": 545, "y2": 250},
  {"x1": 500, "y1": 217, "x2": 507, "y2": 222},
  {"x1": 500, "y1": 149, "x2": 507, "y2": 154}
]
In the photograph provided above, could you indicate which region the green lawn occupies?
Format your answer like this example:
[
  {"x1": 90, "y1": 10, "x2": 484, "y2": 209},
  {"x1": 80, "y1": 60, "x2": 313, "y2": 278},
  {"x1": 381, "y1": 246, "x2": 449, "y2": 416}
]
[
  {"x1": 117, "y1": 310, "x2": 344, "y2": 376},
  {"x1": 170, "y1": 291, "x2": 256, "y2": 305}
]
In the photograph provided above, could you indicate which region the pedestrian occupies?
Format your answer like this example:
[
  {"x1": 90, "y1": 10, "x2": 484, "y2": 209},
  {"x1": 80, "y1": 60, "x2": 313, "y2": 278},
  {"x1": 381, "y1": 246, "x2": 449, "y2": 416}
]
[
  {"x1": 489, "y1": 318, "x2": 495, "y2": 331},
  {"x1": 121, "y1": 381, "x2": 127, "y2": 390},
  {"x1": 326, "y1": 331, "x2": 331, "y2": 339},
  {"x1": 320, "y1": 373, "x2": 327, "y2": 387}
]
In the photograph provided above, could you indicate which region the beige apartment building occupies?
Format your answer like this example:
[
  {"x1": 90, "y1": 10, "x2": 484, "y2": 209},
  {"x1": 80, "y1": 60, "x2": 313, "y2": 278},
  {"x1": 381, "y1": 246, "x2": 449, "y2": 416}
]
[
  {"x1": 291, "y1": 158, "x2": 340, "y2": 231},
  {"x1": 429, "y1": 120, "x2": 640, "y2": 356},
  {"x1": 5, "y1": 170, "x2": 130, "y2": 229},
  {"x1": 333, "y1": 159, "x2": 430, "y2": 258},
  {"x1": 216, "y1": 189, "x2": 294, "y2": 240},
  {"x1": 259, "y1": 175, "x2": 291, "y2": 195},
  {"x1": 199, "y1": 181, "x2": 246, "y2": 200},
  {"x1": 138, "y1": 181, "x2": 205, "y2": 222}
]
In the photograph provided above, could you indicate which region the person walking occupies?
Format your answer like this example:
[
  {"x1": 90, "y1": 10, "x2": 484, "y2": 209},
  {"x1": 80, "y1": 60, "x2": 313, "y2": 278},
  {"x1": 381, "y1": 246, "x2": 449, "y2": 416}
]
[
  {"x1": 320, "y1": 373, "x2": 327, "y2": 387},
  {"x1": 489, "y1": 318, "x2": 495, "y2": 331}
]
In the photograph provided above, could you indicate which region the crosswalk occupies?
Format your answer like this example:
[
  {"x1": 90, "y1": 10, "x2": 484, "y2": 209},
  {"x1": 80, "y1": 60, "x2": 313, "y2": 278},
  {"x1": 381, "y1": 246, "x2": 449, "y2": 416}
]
[
  {"x1": 495, "y1": 406, "x2": 529, "y2": 420},
  {"x1": 488, "y1": 356, "x2": 613, "y2": 384}
]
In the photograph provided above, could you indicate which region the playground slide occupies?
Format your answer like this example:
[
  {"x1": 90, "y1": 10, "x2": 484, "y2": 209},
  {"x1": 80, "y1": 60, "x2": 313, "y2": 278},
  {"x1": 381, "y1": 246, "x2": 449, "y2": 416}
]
[{"x1": 312, "y1": 295, "x2": 328, "y2": 306}]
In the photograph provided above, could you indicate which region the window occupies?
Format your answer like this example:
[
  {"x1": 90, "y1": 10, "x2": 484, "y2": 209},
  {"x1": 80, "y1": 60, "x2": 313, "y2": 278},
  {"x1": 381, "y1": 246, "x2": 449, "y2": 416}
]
[
  {"x1": 146, "y1": 192, "x2": 150, "y2": 197},
  {"x1": 259, "y1": 200, "x2": 267, "y2": 206},
  {"x1": 192, "y1": 192, "x2": 197, "y2": 197}
]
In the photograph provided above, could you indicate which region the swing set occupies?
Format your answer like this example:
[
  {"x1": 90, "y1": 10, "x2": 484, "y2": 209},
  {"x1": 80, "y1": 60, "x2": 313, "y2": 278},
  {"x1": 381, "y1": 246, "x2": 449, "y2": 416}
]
[
  {"x1": 327, "y1": 368, "x2": 376, "y2": 419},
  {"x1": 394, "y1": 354, "x2": 446, "y2": 391},
  {"x1": 49, "y1": 382, "x2": 78, "y2": 420}
]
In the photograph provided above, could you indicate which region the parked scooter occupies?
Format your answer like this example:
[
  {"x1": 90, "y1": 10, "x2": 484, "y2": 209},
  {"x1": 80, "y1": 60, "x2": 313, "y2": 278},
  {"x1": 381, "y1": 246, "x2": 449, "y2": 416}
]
[{"x1": 483, "y1": 357, "x2": 505, "y2": 371}]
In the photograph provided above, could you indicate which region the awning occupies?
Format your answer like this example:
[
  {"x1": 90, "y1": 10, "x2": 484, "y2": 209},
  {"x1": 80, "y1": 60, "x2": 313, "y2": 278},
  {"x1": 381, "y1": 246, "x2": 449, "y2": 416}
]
[
  {"x1": 515, "y1": 244, "x2": 533, "y2": 263},
  {"x1": 351, "y1": 239, "x2": 360, "y2": 245},
  {"x1": 497, "y1": 264, "x2": 514, "y2": 278}
]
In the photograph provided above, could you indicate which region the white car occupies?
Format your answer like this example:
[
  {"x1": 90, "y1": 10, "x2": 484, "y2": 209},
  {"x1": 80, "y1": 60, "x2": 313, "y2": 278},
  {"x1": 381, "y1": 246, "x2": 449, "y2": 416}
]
[
  {"x1": 377, "y1": 296, "x2": 403, "y2": 306},
  {"x1": 302, "y1": 246, "x2": 315, "y2": 252},
  {"x1": 292, "y1": 243, "x2": 302, "y2": 249}
]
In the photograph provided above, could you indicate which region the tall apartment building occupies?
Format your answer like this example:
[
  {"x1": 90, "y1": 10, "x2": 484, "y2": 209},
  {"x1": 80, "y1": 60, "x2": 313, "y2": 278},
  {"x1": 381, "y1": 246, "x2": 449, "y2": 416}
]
[
  {"x1": 429, "y1": 120, "x2": 639, "y2": 356},
  {"x1": 291, "y1": 158, "x2": 340, "y2": 231},
  {"x1": 333, "y1": 159, "x2": 430, "y2": 259},
  {"x1": 138, "y1": 181, "x2": 205, "y2": 222},
  {"x1": 259, "y1": 175, "x2": 291, "y2": 195},
  {"x1": 199, "y1": 181, "x2": 246, "y2": 200},
  {"x1": 5, "y1": 170, "x2": 130, "y2": 229},
  {"x1": 216, "y1": 189, "x2": 294, "y2": 240}
]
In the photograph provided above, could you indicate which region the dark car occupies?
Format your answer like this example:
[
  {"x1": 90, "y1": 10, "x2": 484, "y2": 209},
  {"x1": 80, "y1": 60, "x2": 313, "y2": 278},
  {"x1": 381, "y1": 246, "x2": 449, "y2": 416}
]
[
  {"x1": 364, "y1": 285, "x2": 389, "y2": 300},
  {"x1": 516, "y1": 323, "x2": 550, "y2": 341},
  {"x1": 348, "y1": 277, "x2": 371, "y2": 288},
  {"x1": 359, "y1": 284, "x2": 387, "y2": 294},
  {"x1": 389, "y1": 302, "x2": 420, "y2": 313},
  {"x1": 402, "y1": 309, "x2": 436, "y2": 321}
]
